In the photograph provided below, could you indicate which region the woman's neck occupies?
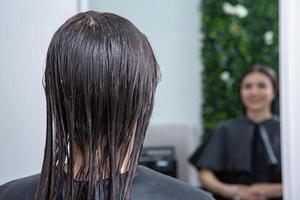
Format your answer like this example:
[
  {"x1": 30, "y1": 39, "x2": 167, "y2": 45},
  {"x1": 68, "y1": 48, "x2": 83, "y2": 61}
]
[
  {"x1": 69, "y1": 148, "x2": 130, "y2": 180},
  {"x1": 246, "y1": 108, "x2": 272, "y2": 123}
]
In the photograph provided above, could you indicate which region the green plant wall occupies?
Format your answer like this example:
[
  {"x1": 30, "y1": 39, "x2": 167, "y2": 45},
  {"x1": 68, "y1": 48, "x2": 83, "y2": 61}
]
[{"x1": 201, "y1": 0, "x2": 279, "y2": 135}]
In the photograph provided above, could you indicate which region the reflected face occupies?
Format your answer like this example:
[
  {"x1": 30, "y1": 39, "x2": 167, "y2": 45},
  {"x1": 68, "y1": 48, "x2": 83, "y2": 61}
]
[{"x1": 240, "y1": 72, "x2": 275, "y2": 112}]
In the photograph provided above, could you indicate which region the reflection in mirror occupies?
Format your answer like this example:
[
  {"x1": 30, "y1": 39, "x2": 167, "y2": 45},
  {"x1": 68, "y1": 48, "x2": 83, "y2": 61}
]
[
  {"x1": 190, "y1": 65, "x2": 282, "y2": 200},
  {"x1": 190, "y1": 1, "x2": 282, "y2": 199}
]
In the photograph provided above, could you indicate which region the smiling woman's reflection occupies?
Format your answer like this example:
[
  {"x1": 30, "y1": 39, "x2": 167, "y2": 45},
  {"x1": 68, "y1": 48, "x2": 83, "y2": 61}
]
[{"x1": 190, "y1": 65, "x2": 282, "y2": 200}]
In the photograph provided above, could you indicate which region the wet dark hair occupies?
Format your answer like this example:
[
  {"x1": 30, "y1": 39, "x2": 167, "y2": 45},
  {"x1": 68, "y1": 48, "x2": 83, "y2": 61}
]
[
  {"x1": 239, "y1": 64, "x2": 278, "y2": 113},
  {"x1": 36, "y1": 11, "x2": 159, "y2": 200}
]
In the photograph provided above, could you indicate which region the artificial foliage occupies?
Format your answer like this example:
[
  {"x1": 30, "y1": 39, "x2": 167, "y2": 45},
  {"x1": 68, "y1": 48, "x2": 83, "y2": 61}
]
[{"x1": 200, "y1": 0, "x2": 279, "y2": 136}]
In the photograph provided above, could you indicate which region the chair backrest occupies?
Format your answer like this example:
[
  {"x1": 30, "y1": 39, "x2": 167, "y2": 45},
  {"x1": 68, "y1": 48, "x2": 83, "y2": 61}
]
[{"x1": 144, "y1": 124, "x2": 200, "y2": 186}]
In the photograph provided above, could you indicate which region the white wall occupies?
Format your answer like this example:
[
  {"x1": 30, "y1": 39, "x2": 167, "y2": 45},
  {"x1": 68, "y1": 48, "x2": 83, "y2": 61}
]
[
  {"x1": 280, "y1": 0, "x2": 300, "y2": 199},
  {"x1": 0, "y1": 0, "x2": 77, "y2": 184},
  {"x1": 89, "y1": 0, "x2": 202, "y2": 126}
]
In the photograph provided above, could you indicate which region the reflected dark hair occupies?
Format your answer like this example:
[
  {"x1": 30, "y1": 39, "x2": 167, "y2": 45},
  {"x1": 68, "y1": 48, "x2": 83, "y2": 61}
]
[
  {"x1": 36, "y1": 11, "x2": 159, "y2": 200},
  {"x1": 239, "y1": 64, "x2": 278, "y2": 113}
]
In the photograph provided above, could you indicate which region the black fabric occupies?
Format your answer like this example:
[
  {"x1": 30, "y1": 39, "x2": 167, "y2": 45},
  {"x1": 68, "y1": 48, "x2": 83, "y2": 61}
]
[
  {"x1": 0, "y1": 165, "x2": 214, "y2": 200},
  {"x1": 251, "y1": 125, "x2": 272, "y2": 183},
  {"x1": 189, "y1": 117, "x2": 281, "y2": 200}
]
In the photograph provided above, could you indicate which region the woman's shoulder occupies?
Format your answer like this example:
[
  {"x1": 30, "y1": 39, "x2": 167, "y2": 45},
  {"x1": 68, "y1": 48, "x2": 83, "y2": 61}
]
[
  {"x1": 216, "y1": 115, "x2": 280, "y2": 136},
  {"x1": 216, "y1": 116, "x2": 247, "y2": 130},
  {"x1": 132, "y1": 165, "x2": 214, "y2": 200},
  {"x1": 269, "y1": 115, "x2": 280, "y2": 124},
  {"x1": 0, "y1": 168, "x2": 215, "y2": 200},
  {"x1": 0, "y1": 174, "x2": 40, "y2": 200}
]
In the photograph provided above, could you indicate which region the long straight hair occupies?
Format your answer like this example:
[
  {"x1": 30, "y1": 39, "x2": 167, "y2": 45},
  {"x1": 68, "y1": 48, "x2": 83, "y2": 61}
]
[{"x1": 35, "y1": 11, "x2": 159, "y2": 200}]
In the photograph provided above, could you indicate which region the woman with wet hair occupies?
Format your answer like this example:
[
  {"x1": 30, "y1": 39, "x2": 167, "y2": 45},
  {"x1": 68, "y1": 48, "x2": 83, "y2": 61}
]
[
  {"x1": 0, "y1": 11, "x2": 213, "y2": 200},
  {"x1": 190, "y1": 65, "x2": 282, "y2": 200}
]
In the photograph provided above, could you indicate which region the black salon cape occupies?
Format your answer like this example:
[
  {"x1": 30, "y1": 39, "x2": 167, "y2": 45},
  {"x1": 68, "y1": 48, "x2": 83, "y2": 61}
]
[
  {"x1": 0, "y1": 165, "x2": 214, "y2": 200},
  {"x1": 189, "y1": 117, "x2": 281, "y2": 200}
]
